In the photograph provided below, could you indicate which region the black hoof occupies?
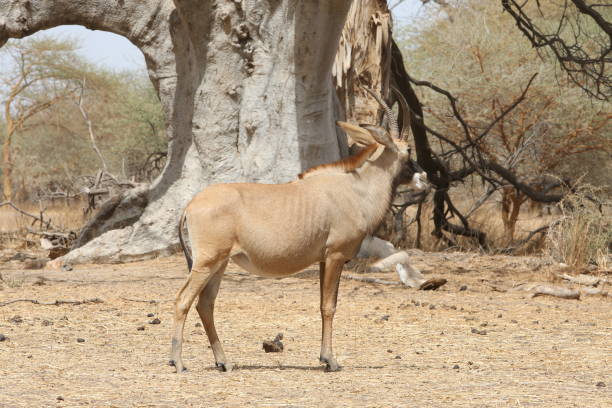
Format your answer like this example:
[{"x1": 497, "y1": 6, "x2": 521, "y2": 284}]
[
  {"x1": 215, "y1": 362, "x2": 232, "y2": 372},
  {"x1": 320, "y1": 357, "x2": 341, "y2": 372},
  {"x1": 324, "y1": 364, "x2": 342, "y2": 373}
]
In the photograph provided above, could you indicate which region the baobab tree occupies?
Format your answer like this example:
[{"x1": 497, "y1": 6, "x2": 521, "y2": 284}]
[
  {"x1": 2, "y1": 0, "x2": 607, "y2": 262},
  {"x1": 1, "y1": 0, "x2": 382, "y2": 263}
]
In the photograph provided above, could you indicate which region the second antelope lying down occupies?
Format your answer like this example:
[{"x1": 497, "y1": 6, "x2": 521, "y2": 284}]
[{"x1": 170, "y1": 91, "x2": 428, "y2": 373}]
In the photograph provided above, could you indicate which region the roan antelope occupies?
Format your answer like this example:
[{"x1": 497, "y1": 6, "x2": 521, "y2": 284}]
[{"x1": 170, "y1": 89, "x2": 428, "y2": 373}]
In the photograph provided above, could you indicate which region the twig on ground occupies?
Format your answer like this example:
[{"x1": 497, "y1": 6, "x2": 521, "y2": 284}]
[
  {"x1": 0, "y1": 298, "x2": 103, "y2": 307},
  {"x1": 120, "y1": 297, "x2": 170, "y2": 304},
  {"x1": 342, "y1": 274, "x2": 401, "y2": 286}
]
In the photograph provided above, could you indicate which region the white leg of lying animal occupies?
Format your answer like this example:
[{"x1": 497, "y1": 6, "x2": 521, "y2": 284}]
[{"x1": 357, "y1": 236, "x2": 446, "y2": 290}]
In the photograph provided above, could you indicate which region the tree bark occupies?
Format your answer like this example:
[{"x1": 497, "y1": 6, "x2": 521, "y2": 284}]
[{"x1": 1, "y1": 0, "x2": 358, "y2": 263}]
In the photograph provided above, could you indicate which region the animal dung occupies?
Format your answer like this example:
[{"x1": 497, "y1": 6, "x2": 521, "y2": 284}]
[
  {"x1": 149, "y1": 318, "x2": 161, "y2": 325},
  {"x1": 262, "y1": 333, "x2": 284, "y2": 353},
  {"x1": 419, "y1": 278, "x2": 447, "y2": 291}
]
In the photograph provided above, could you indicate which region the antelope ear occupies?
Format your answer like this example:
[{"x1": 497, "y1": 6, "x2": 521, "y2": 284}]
[
  {"x1": 360, "y1": 124, "x2": 398, "y2": 152},
  {"x1": 336, "y1": 121, "x2": 378, "y2": 147}
]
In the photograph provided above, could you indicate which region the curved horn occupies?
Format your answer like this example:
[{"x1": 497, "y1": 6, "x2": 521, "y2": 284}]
[
  {"x1": 391, "y1": 85, "x2": 411, "y2": 141},
  {"x1": 363, "y1": 87, "x2": 399, "y2": 140}
]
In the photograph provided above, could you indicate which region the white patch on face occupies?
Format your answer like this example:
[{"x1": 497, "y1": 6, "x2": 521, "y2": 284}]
[{"x1": 409, "y1": 172, "x2": 429, "y2": 191}]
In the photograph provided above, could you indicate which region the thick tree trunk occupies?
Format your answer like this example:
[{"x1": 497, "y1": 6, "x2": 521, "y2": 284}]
[{"x1": 1, "y1": 0, "x2": 359, "y2": 263}]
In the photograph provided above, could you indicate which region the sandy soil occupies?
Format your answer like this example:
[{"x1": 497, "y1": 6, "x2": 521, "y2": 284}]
[{"x1": 0, "y1": 253, "x2": 610, "y2": 407}]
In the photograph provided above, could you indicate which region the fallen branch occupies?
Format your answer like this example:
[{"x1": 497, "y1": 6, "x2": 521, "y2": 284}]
[
  {"x1": 580, "y1": 287, "x2": 611, "y2": 298},
  {"x1": 120, "y1": 297, "x2": 165, "y2": 304},
  {"x1": 499, "y1": 224, "x2": 553, "y2": 254},
  {"x1": 531, "y1": 286, "x2": 581, "y2": 300},
  {"x1": 343, "y1": 274, "x2": 401, "y2": 286},
  {"x1": 0, "y1": 298, "x2": 103, "y2": 307},
  {"x1": 557, "y1": 273, "x2": 603, "y2": 287}
]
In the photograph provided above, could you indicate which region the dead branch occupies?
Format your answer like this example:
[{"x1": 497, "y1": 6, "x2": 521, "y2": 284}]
[
  {"x1": 531, "y1": 286, "x2": 581, "y2": 300},
  {"x1": 557, "y1": 273, "x2": 603, "y2": 287},
  {"x1": 25, "y1": 228, "x2": 75, "y2": 239},
  {"x1": 0, "y1": 201, "x2": 53, "y2": 229},
  {"x1": 342, "y1": 274, "x2": 401, "y2": 286},
  {"x1": 120, "y1": 297, "x2": 168, "y2": 304},
  {"x1": 78, "y1": 79, "x2": 108, "y2": 172},
  {"x1": 0, "y1": 298, "x2": 103, "y2": 307},
  {"x1": 498, "y1": 224, "x2": 553, "y2": 254},
  {"x1": 580, "y1": 287, "x2": 611, "y2": 298},
  {"x1": 502, "y1": 0, "x2": 611, "y2": 100},
  {"x1": 391, "y1": 40, "x2": 539, "y2": 249}
]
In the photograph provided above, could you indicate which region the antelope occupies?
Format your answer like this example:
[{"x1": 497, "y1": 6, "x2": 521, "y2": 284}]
[{"x1": 170, "y1": 89, "x2": 428, "y2": 373}]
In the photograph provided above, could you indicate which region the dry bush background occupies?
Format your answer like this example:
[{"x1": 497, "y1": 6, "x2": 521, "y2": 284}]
[{"x1": 546, "y1": 186, "x2": 611, "y2": 268}]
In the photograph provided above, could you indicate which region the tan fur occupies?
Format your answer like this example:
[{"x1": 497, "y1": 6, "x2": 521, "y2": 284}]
[
  {"x1": 298, "y1": 143, "x2": 378, "y2": 179},
  {"x1": 170, "y1": 125, "x2": 425, "y2": 374}
]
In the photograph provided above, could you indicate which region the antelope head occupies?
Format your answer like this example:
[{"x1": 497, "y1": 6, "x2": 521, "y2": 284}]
[{"x1": 337, "y1": 87, "x2": 429, "y2": 193}]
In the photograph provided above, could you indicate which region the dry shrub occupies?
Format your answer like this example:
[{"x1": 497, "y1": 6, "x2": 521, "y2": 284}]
[
  {"x1": 0, "y1": 201, "x2": 87, "y2": 257},
  {"x1": 395, "y1": 189, "x2": 551, "y2": 254},
  {"x1": 0, "y1": 201, "x2": 86, "y2": 233},
  {"x1": 545, "y1": 186, "x2": 611, "y2": 268}
]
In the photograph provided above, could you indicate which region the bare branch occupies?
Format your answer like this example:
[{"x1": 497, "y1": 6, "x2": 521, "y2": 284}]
[
  {"x1": 502, "y1": 0, "x2": 611, "y2": 100},
  {"x1": 77, "y1": 79, "x2": 108, "y2": 172},
  {"x1": 0, "y1": 201, "x2": 54, "y2": 229}
]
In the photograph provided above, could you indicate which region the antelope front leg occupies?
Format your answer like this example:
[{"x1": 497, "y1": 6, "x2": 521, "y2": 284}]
[{"x1": 319, "y1": 255, "x2": 345, "y2": 372}]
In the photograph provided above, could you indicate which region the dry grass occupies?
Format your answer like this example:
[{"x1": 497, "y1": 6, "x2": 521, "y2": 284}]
[
  {"x1": 0, "y1": 201, "x2": 86, "y2": 233},
  {"x1": 0, "y1": 202, "x2": 86, "y2": 258},
  {"x1": 0, "y1": 254, "x2": 610, "y2": 407},
  {"x1": 398, "y1": 197, "x2": 553, "y2": 254},
  {"x1": 546, "y1": 189, "x2": 611, "y2": 268}
]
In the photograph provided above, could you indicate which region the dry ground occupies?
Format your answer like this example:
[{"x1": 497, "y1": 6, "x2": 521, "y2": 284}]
[{"x1": 0, "y1": 253, "x2": 610, "y2": 407}]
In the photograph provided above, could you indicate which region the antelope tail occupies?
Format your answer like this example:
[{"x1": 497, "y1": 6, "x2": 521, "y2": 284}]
[{"x1": 178, "y1": 209, "x2": 193, "y2": 272}]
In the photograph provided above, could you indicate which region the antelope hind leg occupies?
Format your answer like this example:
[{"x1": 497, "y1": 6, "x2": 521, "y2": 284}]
[
  {"x1": 195, "y1": 260, "x2": 232, "y2": 372},
  {"x1": 170, "y1": 259, "x2": 225, "y2": 373}
]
